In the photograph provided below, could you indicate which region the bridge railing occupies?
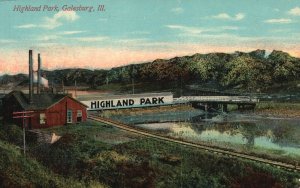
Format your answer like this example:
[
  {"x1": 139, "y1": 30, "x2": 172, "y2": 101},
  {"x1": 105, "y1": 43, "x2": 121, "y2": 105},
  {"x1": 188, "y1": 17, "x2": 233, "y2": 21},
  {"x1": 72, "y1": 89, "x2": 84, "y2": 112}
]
[{"x1": 173, "y1": 96, "x2": 259, "y2": 103}]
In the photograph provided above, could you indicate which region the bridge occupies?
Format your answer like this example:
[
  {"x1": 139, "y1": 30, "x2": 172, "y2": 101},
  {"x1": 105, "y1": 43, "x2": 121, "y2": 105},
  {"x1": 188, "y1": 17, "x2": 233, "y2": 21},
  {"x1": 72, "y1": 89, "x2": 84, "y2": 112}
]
[
  {"x1": 174, "y1": 96, "x2": 258, "y2": 103},
  {"x1": 76, "y1": 92, "x2": 258, "y2": 112},
  {"x1": 173, "y1": 96, "x2": 258, "y2": 112}
]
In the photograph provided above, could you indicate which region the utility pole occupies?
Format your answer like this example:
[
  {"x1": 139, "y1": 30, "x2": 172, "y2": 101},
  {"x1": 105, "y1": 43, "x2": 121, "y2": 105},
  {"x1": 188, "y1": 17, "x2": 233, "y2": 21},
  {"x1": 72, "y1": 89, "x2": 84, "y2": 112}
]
[
  {"x1": 51, "y1": 81, "x2": 55, "y2": 94},
  {"x1": 106, "y1": 75, "x2": 109, "y2": 85},
  {"x1": 62, "y1": 80, "x2": 65, "y2": 94},
  {"x1": 132, "y1": 77, "x2": 135, "y2": 94},
  {"x1": 75, "y1": 80, "x2": 77, "y2": 98},
  {"x1": 131, "y1": 65, "x2": 136, "y2": 94},
  {"x1": 12, "y1": 111, "x2": 34, "y2": 155}
]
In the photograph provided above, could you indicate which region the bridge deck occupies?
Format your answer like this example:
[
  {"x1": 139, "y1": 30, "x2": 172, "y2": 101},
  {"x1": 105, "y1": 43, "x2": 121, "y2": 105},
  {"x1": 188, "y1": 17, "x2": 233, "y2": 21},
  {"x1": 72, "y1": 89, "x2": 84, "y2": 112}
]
[{"x1": 174, "y1": 96, "x2": 258, "y2": 104}]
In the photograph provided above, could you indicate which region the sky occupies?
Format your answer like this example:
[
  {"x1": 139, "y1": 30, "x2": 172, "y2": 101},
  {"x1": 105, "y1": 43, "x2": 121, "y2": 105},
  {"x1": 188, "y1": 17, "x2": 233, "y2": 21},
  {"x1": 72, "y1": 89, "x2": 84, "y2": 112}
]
[{"x1": 0, "y1": 0, "x2": 300, "y2": 75}]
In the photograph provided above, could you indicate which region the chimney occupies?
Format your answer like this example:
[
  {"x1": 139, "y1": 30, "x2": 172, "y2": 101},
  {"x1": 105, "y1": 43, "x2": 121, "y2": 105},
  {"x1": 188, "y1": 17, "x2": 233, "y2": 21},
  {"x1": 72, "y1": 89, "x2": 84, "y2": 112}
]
[
  {"x1": 37, "y1": 53, "x2": 41, "y2": 94},
  {"x1": 29, "y1": 50, "x2": 33, "y2": 104}
]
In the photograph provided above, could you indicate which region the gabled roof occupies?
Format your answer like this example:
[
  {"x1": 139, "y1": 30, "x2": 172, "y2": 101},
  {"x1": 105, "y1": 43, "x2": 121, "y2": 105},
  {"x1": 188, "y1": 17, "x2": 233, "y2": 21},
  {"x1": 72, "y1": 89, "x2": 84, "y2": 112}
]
[{"x1": 5, "y1": 91, "x2": 87, "y2": 110}]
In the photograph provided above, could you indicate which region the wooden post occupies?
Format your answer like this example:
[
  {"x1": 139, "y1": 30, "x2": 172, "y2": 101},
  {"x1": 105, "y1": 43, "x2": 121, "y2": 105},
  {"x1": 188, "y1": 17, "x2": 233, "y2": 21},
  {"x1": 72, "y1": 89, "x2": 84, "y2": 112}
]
[
  {"x1": 132, "y1": 78, "x2": 134, "y2": 94},
  {"x1": 29, "y1": 50, "x2": 33, "y2": 104},
  {"x1": 75, "y1": 80, "x2": 77, "y2": 98},
  {"x1": 22, "y1": 116, "x2": 26, "y2": 155},
  {"x1": 222, "y1": 104, "x2": 228, "y2": 113},
  {"x1": 37, "y1": 53, "x2": 41, "y2": 94},
  {"x1": 13, "y1": 111, "x2": 34, "y2": 155}
]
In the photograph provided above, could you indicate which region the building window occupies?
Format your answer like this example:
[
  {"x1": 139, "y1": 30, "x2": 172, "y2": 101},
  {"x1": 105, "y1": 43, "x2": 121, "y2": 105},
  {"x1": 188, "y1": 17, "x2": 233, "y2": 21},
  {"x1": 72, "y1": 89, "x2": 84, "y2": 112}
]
[
  {"x1": 67, "y1": 109, "x2": 72, "y2": 123},
  {"x1": 40, "y1": 113, "x2": 46, "y2": 124},
  {"x1": 77, "y1": 110, "x2": 82, "y2": 122}
]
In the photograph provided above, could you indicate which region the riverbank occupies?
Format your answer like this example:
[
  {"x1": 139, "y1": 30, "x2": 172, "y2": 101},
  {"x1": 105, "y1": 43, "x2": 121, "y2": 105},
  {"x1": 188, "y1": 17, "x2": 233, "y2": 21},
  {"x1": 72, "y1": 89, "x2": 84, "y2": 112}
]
[
  {"x1": 1, "y1": 121, "x2": 299, "y2": 187},
  {"x1": 30, "y1": 121, "x2": 300, "y2": 187},
  {"x1": 99, "y1": 101, "x2": 300, "y2": 118},
  {"x1": 105, "y1": 103, "x2": 300, "y2": 166},
  {"x1": 255, "y1": 101, "x2": 300, "y2": 118},
  {"x1": 100, "y1": 104, "x2": 196, "y2": 117}
]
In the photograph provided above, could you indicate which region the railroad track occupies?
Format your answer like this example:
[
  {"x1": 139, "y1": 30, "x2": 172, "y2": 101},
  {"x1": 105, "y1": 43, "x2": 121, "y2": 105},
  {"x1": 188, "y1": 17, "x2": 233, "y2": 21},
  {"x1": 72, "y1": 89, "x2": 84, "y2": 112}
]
[{"x1": 88, "y1": 115, "x2": 300, "y2": 173}]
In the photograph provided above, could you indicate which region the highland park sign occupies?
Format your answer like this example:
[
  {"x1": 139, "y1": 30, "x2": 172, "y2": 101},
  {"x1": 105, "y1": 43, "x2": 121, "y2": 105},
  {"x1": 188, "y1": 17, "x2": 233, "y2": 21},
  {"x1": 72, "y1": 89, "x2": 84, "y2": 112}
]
[{"x1": 80, "y1": 94, "x2": 173, "y2": 111}]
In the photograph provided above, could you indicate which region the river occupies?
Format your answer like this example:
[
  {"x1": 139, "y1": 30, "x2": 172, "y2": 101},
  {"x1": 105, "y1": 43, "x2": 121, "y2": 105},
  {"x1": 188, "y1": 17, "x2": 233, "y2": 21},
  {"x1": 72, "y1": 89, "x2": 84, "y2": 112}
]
[{"x1": 106, "y1": 109, "x2": 300, "y2": 162}]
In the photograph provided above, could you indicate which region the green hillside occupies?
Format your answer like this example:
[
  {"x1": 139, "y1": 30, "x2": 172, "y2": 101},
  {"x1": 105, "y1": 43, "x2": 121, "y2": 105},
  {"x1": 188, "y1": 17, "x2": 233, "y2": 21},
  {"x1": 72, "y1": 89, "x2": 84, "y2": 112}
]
[
  {"x1": 1, "y1": 50, "x2": 299, "y2": 93},
  {"x1": 0, "y1": 121, "x2": 299, "y2": 187},
  {"x1": 0, "y1": 140, "x2": 86, "y2": 187},
  {"x1": 0, "y1": 123, "x2": 105, "y2": 188}
]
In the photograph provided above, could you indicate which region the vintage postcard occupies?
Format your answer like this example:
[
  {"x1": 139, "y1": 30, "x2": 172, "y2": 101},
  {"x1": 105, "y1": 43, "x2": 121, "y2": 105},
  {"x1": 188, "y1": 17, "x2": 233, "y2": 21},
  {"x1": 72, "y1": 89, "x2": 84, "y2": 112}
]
[{"x1": 0, "y1": 0, "x2": 299, "y2": 187}]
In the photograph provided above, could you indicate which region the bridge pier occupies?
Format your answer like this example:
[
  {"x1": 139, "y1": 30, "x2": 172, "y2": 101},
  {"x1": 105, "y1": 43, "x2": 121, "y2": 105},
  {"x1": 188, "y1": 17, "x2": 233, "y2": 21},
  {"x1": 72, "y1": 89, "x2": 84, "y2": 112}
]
[
  {"x1": 222, "y1": 104, "x2": 228, "y2": 113},
  {"x1": 187, "y1": 96, "x2": 258, "y2": 112},
  {"x1": 237, "y1": 104, "x2": 256, "y2": 111}
]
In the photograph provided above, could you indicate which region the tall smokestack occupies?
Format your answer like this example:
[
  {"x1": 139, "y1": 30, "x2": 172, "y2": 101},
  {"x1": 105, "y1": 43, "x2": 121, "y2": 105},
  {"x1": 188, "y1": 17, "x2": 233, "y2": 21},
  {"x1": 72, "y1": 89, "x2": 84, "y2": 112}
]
[
  {"x1": 29, "y1": 50, "x2": 33, "y2": 104},
  {"x1": 37, "y1": 53, "x2": 41, "y2": 94}
]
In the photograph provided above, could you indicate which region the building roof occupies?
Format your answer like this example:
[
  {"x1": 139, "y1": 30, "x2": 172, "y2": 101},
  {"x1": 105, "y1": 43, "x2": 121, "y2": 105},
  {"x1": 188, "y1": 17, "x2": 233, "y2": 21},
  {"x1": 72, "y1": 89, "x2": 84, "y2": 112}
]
[{"x1": 5, "y1": 90, "x2": 87, "y2": 110}]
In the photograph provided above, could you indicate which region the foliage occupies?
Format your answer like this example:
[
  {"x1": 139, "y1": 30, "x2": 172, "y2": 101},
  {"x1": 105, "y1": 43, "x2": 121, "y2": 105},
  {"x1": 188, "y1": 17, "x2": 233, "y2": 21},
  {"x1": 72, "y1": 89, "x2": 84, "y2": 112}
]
[
  {"x1": 0, "y1": 122, "x2": 106, "y2": 187},
  {"x1": 256, "y1": 101, "x2": 300, "y2": 118},
  {"x1": 0, "y1": 123, "x2": 23, "y2": 146},
  {"x1": 268, "y1": 50, "x2": 300, "y2": 82},
  {"x1": 0, "y1": 140, "x2": 85, "y2": 187},
  {"x1": 117, "y1": 138, "x2": 299, "y2": 188},
  {"x1": 1, "y1": 121, "x2": 299, "y2": 187},
  {"x1": 2, "y1": 49, "x2": 299, "y2": 92},
  {"x1": 31, "y1": 121, "x2": 300, "y2": 187},
  {"x1": 222, "y1": 54, "x2": 272, "y2": 90}
]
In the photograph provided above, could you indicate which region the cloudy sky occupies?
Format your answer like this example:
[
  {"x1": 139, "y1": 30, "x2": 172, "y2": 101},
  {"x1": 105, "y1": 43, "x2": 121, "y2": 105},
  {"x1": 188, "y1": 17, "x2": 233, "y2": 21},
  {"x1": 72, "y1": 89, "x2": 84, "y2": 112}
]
[{"x1": 0, "y1": 0, "x2": 300, "y2": 74}]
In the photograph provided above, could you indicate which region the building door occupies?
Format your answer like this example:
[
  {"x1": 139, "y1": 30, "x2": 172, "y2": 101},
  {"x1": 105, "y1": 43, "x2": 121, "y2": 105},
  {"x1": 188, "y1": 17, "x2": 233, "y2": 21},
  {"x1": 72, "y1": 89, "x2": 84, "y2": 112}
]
[
  {"x1": 67, "y1": 109, "x2": 72, "y2": 123},
  {"x1": 77, "y1": 110, "x2": 82, "y2": 123}
]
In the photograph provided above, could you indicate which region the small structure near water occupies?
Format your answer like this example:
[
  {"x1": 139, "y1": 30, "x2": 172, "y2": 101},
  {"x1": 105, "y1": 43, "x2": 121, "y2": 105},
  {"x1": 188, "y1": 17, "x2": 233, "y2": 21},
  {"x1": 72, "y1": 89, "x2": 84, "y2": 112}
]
[
  {"x1": 2, "y1": 50, "x2": 88, "y2": 129},
  {"x1": 3, "y1": 90, "x2": 88, "y2": 129}
]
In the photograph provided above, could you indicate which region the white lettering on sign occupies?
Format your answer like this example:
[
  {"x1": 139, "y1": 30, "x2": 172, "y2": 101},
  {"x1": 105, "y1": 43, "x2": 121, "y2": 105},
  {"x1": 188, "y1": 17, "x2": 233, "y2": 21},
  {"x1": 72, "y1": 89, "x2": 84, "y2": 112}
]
[
  {"x1": 90, "y1": 99, "x2": 135, "y2": 109},
  {"x1": 140, "y1": 97, "x2": 164, "y2": 105},
  {"x1": 81, "y1": 95, "x2": 172, "y2": 110}
]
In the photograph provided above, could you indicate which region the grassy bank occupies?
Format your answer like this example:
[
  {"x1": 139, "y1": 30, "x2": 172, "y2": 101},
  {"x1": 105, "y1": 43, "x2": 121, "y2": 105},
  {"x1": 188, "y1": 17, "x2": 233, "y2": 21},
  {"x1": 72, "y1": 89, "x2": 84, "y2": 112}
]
[
  {"x1": 255, "y1": 101, "x2": 300, "y2": 118},
  {"x1": 0, "y1": 140, "x2": 89, "y2": 187},
  {"x1": 1, "y1": 121, "x2": 299, "y2": 187},
  {"x1": 35, "y1": 121, "x2": 300, "y2": 187},
  {"x1": 100, "y1": 104, "x2": 195, "y2": 117},
  {"x1": 0, "y1": 123, "x2": 104, "y2": 187}
]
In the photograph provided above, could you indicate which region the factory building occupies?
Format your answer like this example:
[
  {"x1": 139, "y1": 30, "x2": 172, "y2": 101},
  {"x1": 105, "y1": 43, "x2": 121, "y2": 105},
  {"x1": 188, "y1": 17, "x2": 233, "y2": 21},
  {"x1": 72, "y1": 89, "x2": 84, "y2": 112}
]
[
  {"x1": 3, "y1": 91, "x2": 87, "y2": 129},
  {"x1": 2, "y1": 50, "x2": 87, "y2": 129}
]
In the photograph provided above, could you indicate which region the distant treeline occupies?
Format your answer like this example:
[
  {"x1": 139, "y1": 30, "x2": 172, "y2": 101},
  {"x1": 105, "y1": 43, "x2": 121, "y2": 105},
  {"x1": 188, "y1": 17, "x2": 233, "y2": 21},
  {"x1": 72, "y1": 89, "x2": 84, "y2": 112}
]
[{"x1": 1, "y1": 50, "x2": 299, "y2": 92}]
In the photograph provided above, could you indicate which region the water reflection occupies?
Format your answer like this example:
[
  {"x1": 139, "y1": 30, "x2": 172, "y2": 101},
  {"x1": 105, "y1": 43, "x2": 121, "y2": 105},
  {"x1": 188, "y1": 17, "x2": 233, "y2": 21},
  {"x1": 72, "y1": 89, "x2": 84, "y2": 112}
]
[{"x1": 108, "y1": 111, "x2": 300, "y2": 157}]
